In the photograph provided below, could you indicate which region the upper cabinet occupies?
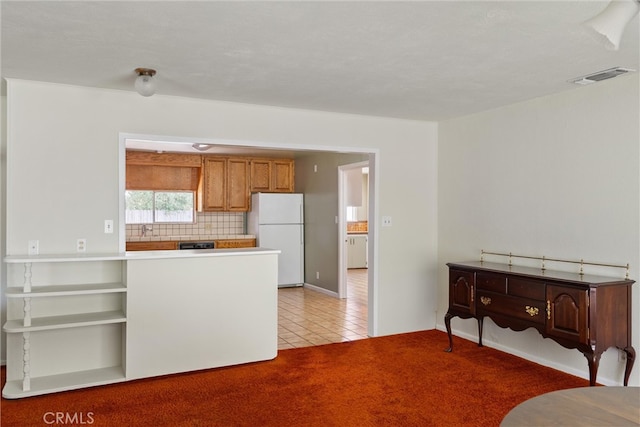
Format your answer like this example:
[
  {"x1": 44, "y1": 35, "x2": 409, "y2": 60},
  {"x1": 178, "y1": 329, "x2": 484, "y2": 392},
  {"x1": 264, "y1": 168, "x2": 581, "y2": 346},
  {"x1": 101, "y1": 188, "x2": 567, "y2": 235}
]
[
  {"x1": 250, "y1": 159, "x2": 294, "y2": 193},
  {"x1": 202, "y1": 157, "x2": 251, "y2": 212},
  {"x1": 126, "y1": 151, "x2": 201, "y2": 191},
  {"x1": 202, "y1": 157, "x2": 227, "y2": 211},
  {"x1": 126, "y1": 151, "x2": 294, "y2": 212}
]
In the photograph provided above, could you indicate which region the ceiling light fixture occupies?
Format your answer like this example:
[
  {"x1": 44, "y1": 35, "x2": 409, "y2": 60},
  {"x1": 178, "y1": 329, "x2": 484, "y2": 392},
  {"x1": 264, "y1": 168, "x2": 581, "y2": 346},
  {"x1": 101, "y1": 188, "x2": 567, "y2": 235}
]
[
  {"x1": 192, "y1": 143, "x2": 213, "y2": 152},
  {"x1": 583, "y1": 0, "x2": 640, "y2": 50},
  {"x1": 134, "y1": 68, "x2": 157, "y2": 97}
]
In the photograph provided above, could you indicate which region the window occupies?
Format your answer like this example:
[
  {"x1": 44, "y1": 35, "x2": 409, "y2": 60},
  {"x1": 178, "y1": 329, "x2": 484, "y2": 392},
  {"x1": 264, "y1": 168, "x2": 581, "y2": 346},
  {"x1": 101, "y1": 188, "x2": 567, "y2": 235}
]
[
  {"x1": 125, "y1": 190, "x2": 195, "y2": 224},
  {"x1": 347, "y1": 206, "x2": 358, "y2": 222}
]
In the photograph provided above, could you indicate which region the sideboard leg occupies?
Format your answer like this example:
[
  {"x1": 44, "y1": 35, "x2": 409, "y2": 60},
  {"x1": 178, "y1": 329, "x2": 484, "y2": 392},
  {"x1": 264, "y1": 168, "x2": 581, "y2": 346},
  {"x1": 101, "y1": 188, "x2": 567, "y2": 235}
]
[
  {"x1": 583, "y1": 351, "x2": 601, "y2": 386},
  {"x1": 477, "y1": 317, "x2": 484, "y2": 348},
  {"x1": 444, "y1": 311, "x2": 454, "y2": 352},
  {"x1": 623, "y1": 346, "x2": 636, "y2": 386}
]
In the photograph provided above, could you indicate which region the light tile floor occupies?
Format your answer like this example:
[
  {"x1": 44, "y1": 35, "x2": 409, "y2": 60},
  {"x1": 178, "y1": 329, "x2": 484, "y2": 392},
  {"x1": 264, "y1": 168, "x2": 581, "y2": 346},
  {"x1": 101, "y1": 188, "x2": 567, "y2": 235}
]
[{"x1": 278, "y1": 268, "x2": 369, "y2": 350}]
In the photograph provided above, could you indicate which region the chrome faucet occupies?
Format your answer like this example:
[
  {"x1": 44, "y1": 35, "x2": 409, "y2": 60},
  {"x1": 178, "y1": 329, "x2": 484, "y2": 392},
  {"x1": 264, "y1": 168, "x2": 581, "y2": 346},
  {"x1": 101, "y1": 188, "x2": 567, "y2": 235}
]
[{"x1": 141, "y1": 224, "x2": 153, "y2": 237}]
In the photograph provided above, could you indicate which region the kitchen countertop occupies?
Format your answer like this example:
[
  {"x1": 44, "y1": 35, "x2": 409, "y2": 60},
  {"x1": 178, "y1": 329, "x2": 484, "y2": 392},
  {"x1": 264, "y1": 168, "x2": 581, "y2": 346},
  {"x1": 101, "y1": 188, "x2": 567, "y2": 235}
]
[{"x1": 126, "y1": 234, "x2": 255, "y2": 242}]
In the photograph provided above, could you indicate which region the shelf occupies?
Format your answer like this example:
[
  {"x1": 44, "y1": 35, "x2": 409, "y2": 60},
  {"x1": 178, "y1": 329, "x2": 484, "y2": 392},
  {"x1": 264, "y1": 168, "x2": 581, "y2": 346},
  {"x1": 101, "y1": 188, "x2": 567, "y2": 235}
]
[
  {"x1": 2, "y1": 366, "x2": 126, "y2": 399},
  {"x1": 5, "y1": 282, "x2": 126, "y2": 298},
  {"x1": 3, "y1": 311, "x2": 126, "y2": 333},
  {"x1": 4, "y1": 253, "x2": 125, "y2": 263}
]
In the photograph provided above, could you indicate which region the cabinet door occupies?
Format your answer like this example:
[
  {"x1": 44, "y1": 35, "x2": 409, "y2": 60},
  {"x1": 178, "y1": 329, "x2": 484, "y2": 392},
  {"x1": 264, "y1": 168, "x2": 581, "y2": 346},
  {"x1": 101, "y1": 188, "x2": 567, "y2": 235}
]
[
  {"x1": 449, "y1": 269, "x2": 475, "y2": 315},
  {"x1": 126, "y1": 241, "x2": 178, "y2": 251},
  {"x1": 250, "y1": 159, "x2": 272, "y2": 192},
  {"x1": 272, "y1": 160, "x2": 294, "y2": 192},
  {"x1": 203, "y1": 158, "x2": 227, "y2": 211},
  {"x1": 546, "y1": 284, "x2": 589, "y2": 344},
  {"x1": 227, "y1": 159, "x2": 250, "y2": 211},
  {"x1": 347, "y1": 236, "x2": 367, "y2": 268},
  {"x1": 214, "y1": 239, "x2": 256, "y2": 248}
]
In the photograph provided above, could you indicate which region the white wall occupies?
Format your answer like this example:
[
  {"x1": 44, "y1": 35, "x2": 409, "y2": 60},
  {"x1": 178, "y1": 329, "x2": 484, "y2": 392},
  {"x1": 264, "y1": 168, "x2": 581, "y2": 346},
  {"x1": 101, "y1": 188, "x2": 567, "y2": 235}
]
[
  {"x1": 437, "y1": 74, "x2": 640, "y2": 386},
  {"x1": 295, "y1": 151, "x2": 369, "y2": 294},
  {"x1": 3, "y1": 80, "x2": 439, "y2": 352}
]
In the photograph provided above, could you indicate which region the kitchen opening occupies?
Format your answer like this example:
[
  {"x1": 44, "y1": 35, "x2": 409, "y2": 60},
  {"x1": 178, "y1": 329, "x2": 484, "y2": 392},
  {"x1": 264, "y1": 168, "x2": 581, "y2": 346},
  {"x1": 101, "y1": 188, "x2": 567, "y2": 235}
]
[{"x1": 120, "y1": 135, "x2": 377, "y2": 348}]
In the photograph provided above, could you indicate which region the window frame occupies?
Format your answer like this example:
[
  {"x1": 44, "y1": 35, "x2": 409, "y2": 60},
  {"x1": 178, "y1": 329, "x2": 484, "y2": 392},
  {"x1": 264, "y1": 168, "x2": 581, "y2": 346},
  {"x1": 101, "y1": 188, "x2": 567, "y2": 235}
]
[{"x1": 125, "y1": 190, "x2": 196, "y2": 225}]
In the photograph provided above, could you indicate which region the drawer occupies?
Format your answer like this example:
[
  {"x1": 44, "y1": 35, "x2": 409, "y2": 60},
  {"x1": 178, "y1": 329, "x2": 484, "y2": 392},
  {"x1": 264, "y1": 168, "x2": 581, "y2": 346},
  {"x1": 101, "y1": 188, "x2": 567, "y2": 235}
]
[
  {"x1": 476, "y1": 292, "x2": 545, "y2": 325},
  {"x1": 507, "y1": 278, "x2": 545, "y2": 301},
  {"x1": 476, "y1": 273, "x2": 507, "y2": 294}
]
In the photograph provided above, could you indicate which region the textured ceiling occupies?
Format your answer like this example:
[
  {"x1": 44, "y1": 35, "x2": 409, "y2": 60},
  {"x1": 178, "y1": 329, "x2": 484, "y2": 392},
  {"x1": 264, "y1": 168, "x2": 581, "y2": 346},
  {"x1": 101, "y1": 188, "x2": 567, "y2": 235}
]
[{"x1": 1, "y1": 1, "x2": 639, "y2": 121}]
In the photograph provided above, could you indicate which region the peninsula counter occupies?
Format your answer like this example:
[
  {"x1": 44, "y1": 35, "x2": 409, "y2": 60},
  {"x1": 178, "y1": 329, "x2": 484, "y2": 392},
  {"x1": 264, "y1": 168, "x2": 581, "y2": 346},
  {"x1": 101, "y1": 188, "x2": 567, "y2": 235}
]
[{"x1": 3, "y1": 248, "x2": 280, "y2": 398}]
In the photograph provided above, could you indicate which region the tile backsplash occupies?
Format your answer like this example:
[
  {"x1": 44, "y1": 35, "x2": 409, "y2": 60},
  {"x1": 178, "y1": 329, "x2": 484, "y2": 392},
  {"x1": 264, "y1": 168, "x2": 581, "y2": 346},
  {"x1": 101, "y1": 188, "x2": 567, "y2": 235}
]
[{"x1": 126, "y1": 212, "x2": 245, "y2": 238}]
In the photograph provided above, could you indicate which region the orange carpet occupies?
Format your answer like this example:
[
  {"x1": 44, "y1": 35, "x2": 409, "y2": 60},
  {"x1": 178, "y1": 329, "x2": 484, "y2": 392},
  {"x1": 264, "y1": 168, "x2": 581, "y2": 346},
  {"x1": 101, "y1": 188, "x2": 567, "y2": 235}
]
[{"x1": 1, "y1": 330, "x2": 589, "y2": 426}]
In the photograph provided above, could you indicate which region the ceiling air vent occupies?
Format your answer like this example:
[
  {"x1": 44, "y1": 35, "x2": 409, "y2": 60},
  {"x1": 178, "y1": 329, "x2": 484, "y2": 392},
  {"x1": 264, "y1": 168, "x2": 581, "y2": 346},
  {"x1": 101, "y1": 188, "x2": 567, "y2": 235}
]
[{"x1": 570, "y1": 67, "x2": 636, "y2": 85}]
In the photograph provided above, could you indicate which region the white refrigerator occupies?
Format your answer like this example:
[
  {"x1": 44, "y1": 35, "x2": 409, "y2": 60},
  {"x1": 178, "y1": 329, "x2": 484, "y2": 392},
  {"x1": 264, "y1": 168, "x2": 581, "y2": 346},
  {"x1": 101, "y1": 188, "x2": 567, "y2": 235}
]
[{"x1": 248, "y1": 193, "x2": 304, "y2": 287}]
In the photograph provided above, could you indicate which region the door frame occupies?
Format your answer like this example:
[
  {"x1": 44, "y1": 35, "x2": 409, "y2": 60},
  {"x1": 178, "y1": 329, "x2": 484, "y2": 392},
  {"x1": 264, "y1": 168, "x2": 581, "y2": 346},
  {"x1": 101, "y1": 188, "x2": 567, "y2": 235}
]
[
  {"x1": 338, "y1": 160, "x2": 370, "y2": 300},
  {"x1": 120, "y1": 133, "x2": 380, "y2": 338}
]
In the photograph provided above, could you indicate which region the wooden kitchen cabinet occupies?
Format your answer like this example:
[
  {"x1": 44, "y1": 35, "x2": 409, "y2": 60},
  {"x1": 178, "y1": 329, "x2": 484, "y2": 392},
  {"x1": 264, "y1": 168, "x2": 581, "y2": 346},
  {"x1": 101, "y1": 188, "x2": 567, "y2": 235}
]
[
  {"x1": 250, "y1": 159, "x2": 272, "y2": 192},
  {"x1": 250, "y1": 158, "x2": 294, "y2": 193},
  {"x1": 203, "y1": 157, "x2": 250, "y2": 212},
  {"x1": 226, "y1": 159, "x2": 250, "y2": 211},
  {"x1": 126, "y1": 151, "x2": 201, "y2": 167},
  {"x1": 126, "y1": 241, "x2": 178, "y2": 251},
  {"x1": 444, "y1": 261, "x2": 636, "y2": 386},
  {"x1": 214, "y1": 239, "x2": 256, "y2": 249},
  {"x1": 202, "y1": 157, "x2": 227, "y2": 211},
  {"x1": 126, "y1": 151, "x2": 201, "y2": 192}
]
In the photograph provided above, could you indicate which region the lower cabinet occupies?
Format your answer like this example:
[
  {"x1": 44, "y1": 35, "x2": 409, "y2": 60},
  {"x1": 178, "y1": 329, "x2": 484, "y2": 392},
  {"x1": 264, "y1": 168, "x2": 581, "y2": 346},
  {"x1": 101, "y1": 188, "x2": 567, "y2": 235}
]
[
  {"x1": 347, "y1": 234, "x2": 368, "y2": 269},
  {"x1": 444, "y1": 261, "x2": 635, "y2": 386},
  {"x1": 126, "y1": 239, "x2": 255, "y2": 251},
  {"x1": 214, "y1": 239, "x2": 256, "y2": 249},
  {"x1": 126, "y1": 241, "x2": 178, "y2": 251}
]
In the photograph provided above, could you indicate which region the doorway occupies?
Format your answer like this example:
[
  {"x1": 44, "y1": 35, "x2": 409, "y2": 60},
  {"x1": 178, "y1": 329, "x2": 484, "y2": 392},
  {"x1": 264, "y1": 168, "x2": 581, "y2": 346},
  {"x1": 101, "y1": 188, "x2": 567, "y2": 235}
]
[
  {"x1": 120, "y1": 133, "x2": 379, "y2": 339},
  {"x1": 338, "y1": 161, "x2": 370, "y2": 302}
]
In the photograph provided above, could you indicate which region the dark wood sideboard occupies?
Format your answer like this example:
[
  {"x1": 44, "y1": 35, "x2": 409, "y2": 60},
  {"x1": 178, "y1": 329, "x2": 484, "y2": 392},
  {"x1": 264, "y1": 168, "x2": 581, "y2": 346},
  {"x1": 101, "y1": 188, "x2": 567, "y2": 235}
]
[{"x1": 444, "y1": 261, "x2": 635, "y2": 386}]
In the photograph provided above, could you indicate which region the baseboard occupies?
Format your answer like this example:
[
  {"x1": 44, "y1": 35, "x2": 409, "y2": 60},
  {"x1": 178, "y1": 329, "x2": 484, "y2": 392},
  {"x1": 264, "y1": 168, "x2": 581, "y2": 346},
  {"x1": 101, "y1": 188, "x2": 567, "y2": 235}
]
[
  {"x1": 302, "y1": 283, "x2": 339, "y2": 298},
  {"x1": 434, "y1": 324, "x2": 620, "y2": 387}
]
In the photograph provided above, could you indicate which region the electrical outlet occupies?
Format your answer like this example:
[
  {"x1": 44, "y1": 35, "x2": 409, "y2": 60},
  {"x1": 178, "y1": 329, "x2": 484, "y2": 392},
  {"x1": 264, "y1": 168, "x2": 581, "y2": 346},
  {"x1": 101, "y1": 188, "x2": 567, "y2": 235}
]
[
  {"x1": 204, "y1": 223, "x2": 213, "y2": 231},
  {"x1": 77, "y1": 238, "x2": 87, "y2": 252},
  {"x1": 382, "y1": 216, "x2": 393, "y2": 227},
  {"x1": 104, "y1": 219, "x2": 114, "y2": 234},
  {"x1": 316, "y1": 271, "x2": 320, "y2": 280},
  {"x1": 28, "y1": 240, "x2": 39, "y2": 255}
]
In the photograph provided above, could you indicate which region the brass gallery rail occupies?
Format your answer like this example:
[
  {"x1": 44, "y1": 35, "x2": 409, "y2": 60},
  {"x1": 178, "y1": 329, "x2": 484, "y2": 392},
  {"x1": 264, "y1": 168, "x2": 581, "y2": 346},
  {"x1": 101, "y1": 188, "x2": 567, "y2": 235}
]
[{"x1": 480, "y1": 250, "x2": 630, "y2": 279}]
